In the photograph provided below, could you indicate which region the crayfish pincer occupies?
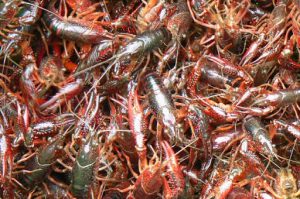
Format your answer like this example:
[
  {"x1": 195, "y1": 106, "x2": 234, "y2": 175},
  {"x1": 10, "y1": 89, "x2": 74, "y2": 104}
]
[{"x1": 144, "y1": 73, "x2": 183, "y2": 143}]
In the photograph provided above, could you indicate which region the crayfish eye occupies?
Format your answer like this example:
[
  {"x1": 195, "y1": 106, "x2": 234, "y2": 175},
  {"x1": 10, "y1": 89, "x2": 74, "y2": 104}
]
[
  {"x1": 176, "y1": 123, "x2": 184, "y2": 133},
  {"x1": 281, "y1": 49, "x2": 292, "y2": 57},
  {"x1": 215, "y1": 31, "x2": 222, "y2": 38},
  {"x1": 283, "y1": 180, "x2": 293, "y2": 191}
]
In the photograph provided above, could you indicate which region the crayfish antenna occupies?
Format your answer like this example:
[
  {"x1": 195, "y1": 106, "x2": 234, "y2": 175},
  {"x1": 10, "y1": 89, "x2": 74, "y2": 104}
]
[{"x1": 73, "y1": 55, "x2": 116, "y2": 78}]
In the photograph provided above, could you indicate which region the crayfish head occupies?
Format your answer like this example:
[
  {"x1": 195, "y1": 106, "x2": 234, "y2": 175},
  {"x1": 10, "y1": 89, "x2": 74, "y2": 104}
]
[
  {"x1": 38, "y1": 136, "x2": 64, "y2": 165},
  {"x1": 164, "y1": 124, "x2": 185, "y2": 146},
  {"x1": 275, "y1": 168, "x2": 298, "y2": 197},
  {"x1": 162, "y1": 106, "x2": 184, "y2": 144}
]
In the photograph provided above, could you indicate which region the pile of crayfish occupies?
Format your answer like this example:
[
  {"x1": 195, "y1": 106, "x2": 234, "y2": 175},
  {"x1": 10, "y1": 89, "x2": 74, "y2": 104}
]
[{"x1": 1, "y1": 0, "x2": 300, "y2": 198}]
